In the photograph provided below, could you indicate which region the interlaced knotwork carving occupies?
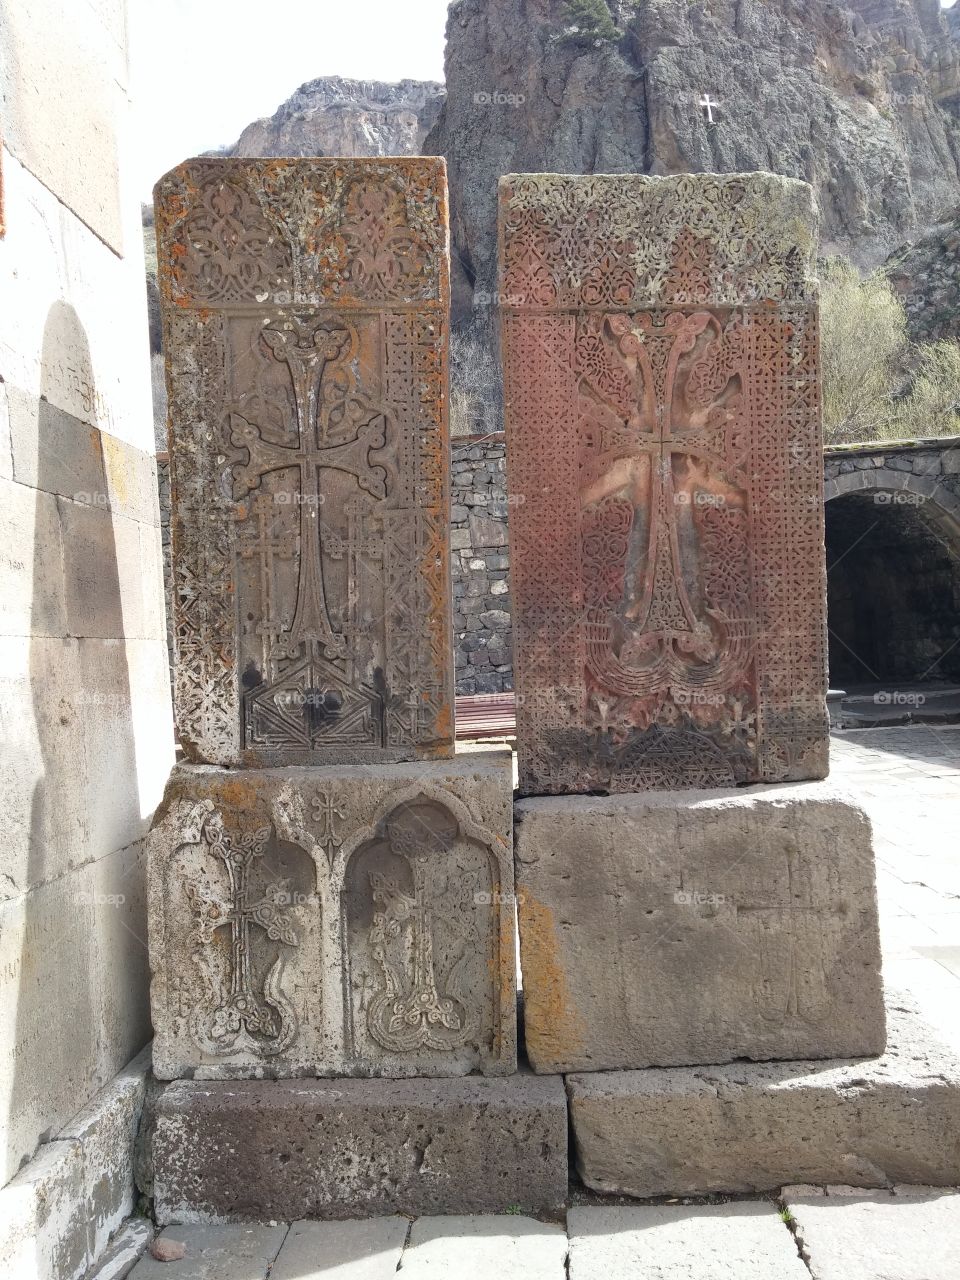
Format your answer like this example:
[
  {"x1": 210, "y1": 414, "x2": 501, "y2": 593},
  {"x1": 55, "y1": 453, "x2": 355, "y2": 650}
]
[
  {"x1": 155, "y1": 159, "x2": 454, "y2": 766},
  {"x1": 500, "y1": 173, "x2": 828, "y2": 794}
]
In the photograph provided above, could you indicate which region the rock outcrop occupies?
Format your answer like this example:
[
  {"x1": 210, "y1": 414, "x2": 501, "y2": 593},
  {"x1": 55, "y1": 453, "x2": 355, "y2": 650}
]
[
  {"x1": 229, "y1": 76, "x2": 445, "y2": 158},
  {"x1": 426, "y1": 0, "x2": 960, "y2": 341},
  {"x1": 887, "y1": 206, "x2": 960, "y2": 343}
]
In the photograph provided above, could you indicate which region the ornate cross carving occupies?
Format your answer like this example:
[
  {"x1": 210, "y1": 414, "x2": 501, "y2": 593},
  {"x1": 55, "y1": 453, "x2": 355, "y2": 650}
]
[
  {"x1": 228, "y1": 316, "x2": 389, "y2": 663},
  {"x1": 185, "y1": 813, "x2": 299, "y2": 1056},
  {"x1": 579, "y1": 310, "x2": 752, "y2": 702}
]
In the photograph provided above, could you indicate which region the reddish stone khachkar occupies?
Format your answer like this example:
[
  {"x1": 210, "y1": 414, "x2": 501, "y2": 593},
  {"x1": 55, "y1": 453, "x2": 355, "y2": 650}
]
[
  {"x1": 155, "y1": 159, "x2": 453, "y2": 766},
  {"x1": 499, "y1": 172, "x2": 829, "y2": 795}
]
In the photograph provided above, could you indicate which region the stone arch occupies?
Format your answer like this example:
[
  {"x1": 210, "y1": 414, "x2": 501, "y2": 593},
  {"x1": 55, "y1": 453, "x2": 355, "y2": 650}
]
[{"x1": 824, "y1": 468, "x2": 960, "y2": 688}]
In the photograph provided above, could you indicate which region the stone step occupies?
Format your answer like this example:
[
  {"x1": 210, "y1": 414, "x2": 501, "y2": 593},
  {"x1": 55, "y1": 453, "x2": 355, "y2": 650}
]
[
  {"x1": 143, "y1": 1073, "x2": 567, "y2": 1224},
  {"x1": 567, "y1": 992, "x2": 960, "y2": 1198}
]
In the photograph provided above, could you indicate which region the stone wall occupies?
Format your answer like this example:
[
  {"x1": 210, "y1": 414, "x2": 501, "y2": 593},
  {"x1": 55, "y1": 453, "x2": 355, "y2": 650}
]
[
  {"x1": 0, "y1": 0, "x2": 174, "y2": 1271},
  {"x1": 451, "y1": 434, "x2": 512, "y2": 694}
]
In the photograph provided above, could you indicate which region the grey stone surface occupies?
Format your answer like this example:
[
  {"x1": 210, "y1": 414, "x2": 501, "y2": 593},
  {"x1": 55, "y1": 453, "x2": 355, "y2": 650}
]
[
  {"x1": 86, "y1": 1219, "x2": 153, "y2": 1280},
  {"x1": 567, "y1": 1204, "x2": 808, "y2": 1279},
  {"x1": 60, "y1": 1046, "x2": 151, "y2": 1259},
  {"x1": 0, "y1": 1139, "x2": 89, "y2": 1280},
  {"x1": 783, "y1": 1186, "x2": 960, "y2": 1280},
  {"x1": 148, "y1": 753, "x2": 516, "y2": 1079},
  {"x1": 148, "y1": 1073, "x2": 567, "y2": 1223},
  {"x1": 402, "y1": 1216, "x2": 567, "y2": 1279},
  {"x1": 515, "y1": 783, "x2": 885, "y2": 1072},
  {"x1": 128, "y1": 1225, "x2": 287, "y2": 1280},
  {"x1": 271, "y1": 1218, "x2": 408, "y2": 1280},
  {"x1": 568, "y1": 993, "x2": 960, "y2": 1198}
]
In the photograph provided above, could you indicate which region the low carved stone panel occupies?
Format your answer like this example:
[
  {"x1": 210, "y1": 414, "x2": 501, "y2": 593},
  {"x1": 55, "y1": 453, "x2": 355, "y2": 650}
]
[
  {"x1": 147, "y1": 753, "x2": 516, "y2": 1079},
  {"x1": 154, "y1": 159, "x2": 454, "y2": 765},
  {"x1": 499, "y1": 173, "x2": 830, "y2": 795}
]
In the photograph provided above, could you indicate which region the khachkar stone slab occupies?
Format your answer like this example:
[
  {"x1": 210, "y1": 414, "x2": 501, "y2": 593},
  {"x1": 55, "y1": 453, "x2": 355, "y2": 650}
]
[
  {"x1": 515, "y1": 783, "x2": 885, "y2": 1071},
  {"x1": 154, "y1": 158, "x2": 454, "y2": 766},
  {"x1": 147, "y1": 752, "x2": 516, "y2": 1079},
  {"x1": 499, "y1": 172, "x2": 829, "y2": 795},
  {"x1": 567, "y1": 993, "x2": 960, "y2": 1198},
  {"x1": 145, "y1": 1074, "x2": 568, "y2": 1222}
]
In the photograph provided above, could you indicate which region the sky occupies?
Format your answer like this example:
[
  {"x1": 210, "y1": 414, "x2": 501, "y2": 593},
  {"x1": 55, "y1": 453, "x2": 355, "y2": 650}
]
[
  {"x1": 129, "y1": 0, "x2": 450, "y2": 197},
  {"x1": 131, "y1": 0, "x2": 959, "y2": 198}
]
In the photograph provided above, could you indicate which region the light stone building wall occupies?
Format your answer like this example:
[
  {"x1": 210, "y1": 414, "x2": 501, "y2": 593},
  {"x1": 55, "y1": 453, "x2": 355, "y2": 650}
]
[{"x1": 0, "y1": 1, "x2": 174, "y2": 1268}]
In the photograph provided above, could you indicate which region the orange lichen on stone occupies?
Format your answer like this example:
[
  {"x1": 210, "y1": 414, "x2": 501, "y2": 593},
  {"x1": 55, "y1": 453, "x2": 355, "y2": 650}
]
[{"x1": 518, "y1": 893, "x2": 585, "y2": 1070}]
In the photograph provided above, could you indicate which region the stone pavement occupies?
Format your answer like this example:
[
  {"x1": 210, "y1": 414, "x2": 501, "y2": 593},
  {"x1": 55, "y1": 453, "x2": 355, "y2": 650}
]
[
  {"x1": 831, "y1": 725, "x2": 960, "y2": 1055},
  {"x1": 121, "y1": 1191, "x2": 960, "y2": 1279},
  {"x1": 97, "y1": 726, "x2": 960, "y2": 1279}
]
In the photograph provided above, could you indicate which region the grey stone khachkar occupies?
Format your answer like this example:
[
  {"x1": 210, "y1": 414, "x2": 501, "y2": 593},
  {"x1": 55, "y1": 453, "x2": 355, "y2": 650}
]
[
  {"x1": 154, "y1": 157, "x2": 455, "y2": 767},
  {"x1": 500, "y1": 173, "x2": 887, "y2": 1082},
  {"x1": 144, "y1": 159, "x2": 539, "y2": 1220},
  {"x1": 149, "y1": 756, "x2": 516, "y2": 1079}
]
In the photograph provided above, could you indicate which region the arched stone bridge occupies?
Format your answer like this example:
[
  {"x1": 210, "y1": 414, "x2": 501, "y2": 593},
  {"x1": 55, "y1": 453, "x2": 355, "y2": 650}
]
[{"x1": 824, "y1": 437, "x2": 960, "y2": 693}]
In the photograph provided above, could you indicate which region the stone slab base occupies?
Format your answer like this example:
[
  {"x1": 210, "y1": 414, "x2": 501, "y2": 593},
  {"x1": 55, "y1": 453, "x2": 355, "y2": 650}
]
[
  {"x1": 145, "y1": 1073, "x2": 568, "y2": 1223},
  {"x1": 149, "y1": 752, "x2": 516, "y2": 1079},
  {"x1": 515, "y1": 782, "x2": 885, "y2": 1072},
  {"x1": 0, "y1": 1046, "x2": 151, "y2": 1280},
  {"x1": 567, "y1": 993, "x2": 960, "y2": 1198}
]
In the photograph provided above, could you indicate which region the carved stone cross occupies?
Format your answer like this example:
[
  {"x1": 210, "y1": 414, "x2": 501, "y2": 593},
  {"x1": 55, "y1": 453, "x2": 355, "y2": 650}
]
[{"x1": 228, "y1": 316, "x2": 389, "y2": 664}]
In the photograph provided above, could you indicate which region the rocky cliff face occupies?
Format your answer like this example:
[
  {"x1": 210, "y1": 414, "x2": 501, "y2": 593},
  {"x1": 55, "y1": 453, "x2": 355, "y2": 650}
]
[
  {"x1": 887, "y1": 206, "x2": 960, "y2": 343},
  {"x1": 426, "y1": 0, "x2": 960, "y2": 340},
  {"x1": 230, "y1": 77, "x2": 445, "y2": 158}
]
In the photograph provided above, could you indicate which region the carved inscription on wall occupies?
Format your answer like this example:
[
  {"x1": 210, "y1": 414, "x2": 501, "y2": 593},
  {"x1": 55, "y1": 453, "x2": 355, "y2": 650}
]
[
  {"x1": 499, "y1": 173, "x2": 830, "y2": 795},
  {"x1": 155, "y1": 160, "x2": 454, "y2": 766}
]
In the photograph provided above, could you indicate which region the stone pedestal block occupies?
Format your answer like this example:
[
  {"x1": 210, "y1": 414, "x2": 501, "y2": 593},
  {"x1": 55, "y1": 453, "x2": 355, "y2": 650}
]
[
  {"x1": 145, "y1": 1074, "x2": 568, "y2": 1223},
  {"x1": 515, "y1": 782, "x2": 885, "y2": 1072},
  {"x1": 148, "y1": 751, "x2": 516, "y2": 1079},
  {"x1": 567, "y1": 993, "x2": 960, "y2": 1198}
]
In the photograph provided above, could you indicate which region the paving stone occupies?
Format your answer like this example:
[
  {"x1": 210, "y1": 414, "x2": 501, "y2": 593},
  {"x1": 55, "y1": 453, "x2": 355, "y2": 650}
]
[
  {"x1": 783, "y1": 1186, "x2": 960, "y2": 1280},
  {"x1": 516, "y1": 781, "x2": 884, "y2": 1070},
  {"x1": 127, "y1": 1225, "x2": 287, "y2": 1280},
  {"x1": 271, "y1": 1218, "x2": 408, "y2": 1280},
  {"x1": 148, "y1": 753, "x2": 515, "y2": 1079},
  {"x1": 401, "y1": 1215, "x2": 567, "y2": 1279},
  {"x1": 567, "y1": 1203, "x2": 809, "y2": 1279},
  {"x1": 500, "y1": 172, "x2": 827, "y2": 794},
  {"x1": 148, "y1": 1074, "x2": 567, "y2": 1223},
  {"x1": 567, "y1": 993, "x2": 960, "y2": 1198},
  {"x1": 154, "y1": 158, "x2": 453, "y2": 767}
]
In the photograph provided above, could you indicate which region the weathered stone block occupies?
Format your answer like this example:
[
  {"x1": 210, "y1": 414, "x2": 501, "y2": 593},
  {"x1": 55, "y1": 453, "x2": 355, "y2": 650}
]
[
  {"x1": 148, "y1": 752, "x2": 516, "y2": 1079},
  {"x1": 499, "y1": 172, "x2": 829, "y2": 794},
  {"x1": 515, "y1": 782, "x2": 885, "y2": 1071},
  {"x1": 567, "y1": 994, "x2": 960, "y2": 1198},
  {"x1": 147, "y1": 1074, "x2": 567, "y2": 1222},
  {"x1": 0, "y1": 1140, "x2": 89, "y2": 1280},
  {"x1": 154, "y1": 159, "x2": 454, "y2": 766}
]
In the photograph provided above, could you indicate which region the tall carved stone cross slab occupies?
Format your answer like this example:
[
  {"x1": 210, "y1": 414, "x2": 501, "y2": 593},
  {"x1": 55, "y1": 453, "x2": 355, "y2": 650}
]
[
  {"x1": 155, "y1": 159, "x2": 454, "y2": 766},
  {"x1": 499, "y1": 172, "x2": 829, "y2": 794}
]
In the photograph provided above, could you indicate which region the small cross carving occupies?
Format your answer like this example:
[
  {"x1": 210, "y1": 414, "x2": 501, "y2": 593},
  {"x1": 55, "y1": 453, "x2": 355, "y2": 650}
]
[{"x1": 700, "y1": 94, "x2": 719, "y2": 125}]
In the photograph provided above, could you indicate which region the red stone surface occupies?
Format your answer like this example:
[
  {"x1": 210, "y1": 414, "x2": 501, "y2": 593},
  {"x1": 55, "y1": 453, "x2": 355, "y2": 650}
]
[{"x1": 499, "y1": 173, "x2": 829, "y2": 795}]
